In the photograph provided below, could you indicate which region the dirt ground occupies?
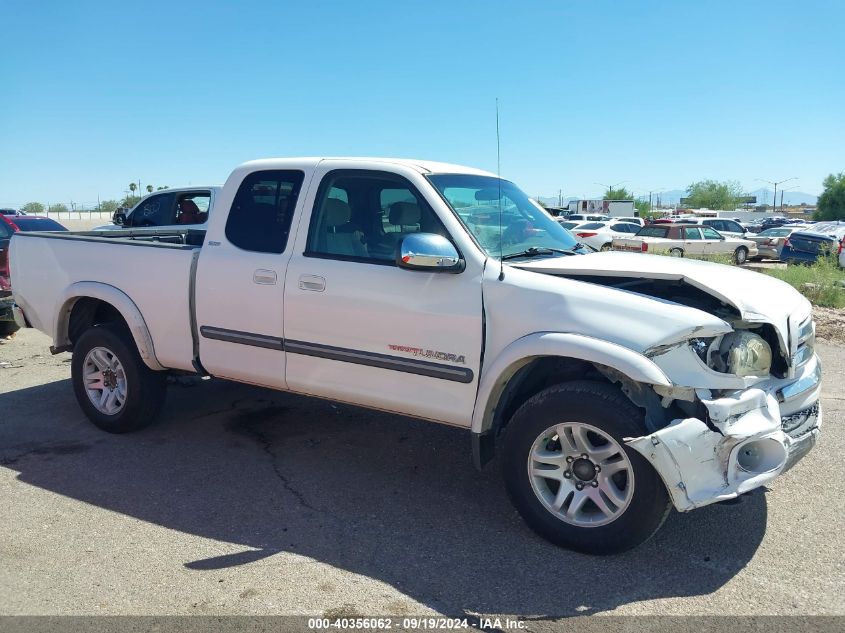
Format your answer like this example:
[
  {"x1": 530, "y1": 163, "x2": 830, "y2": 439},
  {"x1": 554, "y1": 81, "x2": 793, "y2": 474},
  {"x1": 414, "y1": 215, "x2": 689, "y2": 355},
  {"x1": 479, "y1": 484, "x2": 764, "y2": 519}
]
[{"x1": 814, "y1": 306, "x2": 845, "y2": 344}]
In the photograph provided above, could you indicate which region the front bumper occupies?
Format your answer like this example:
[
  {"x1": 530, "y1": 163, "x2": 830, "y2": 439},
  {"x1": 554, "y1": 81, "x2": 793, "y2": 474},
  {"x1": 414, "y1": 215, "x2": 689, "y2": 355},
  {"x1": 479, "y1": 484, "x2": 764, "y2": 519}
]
[{"x1": 627, "y1": 355, "x2": 822, "y2": 512}]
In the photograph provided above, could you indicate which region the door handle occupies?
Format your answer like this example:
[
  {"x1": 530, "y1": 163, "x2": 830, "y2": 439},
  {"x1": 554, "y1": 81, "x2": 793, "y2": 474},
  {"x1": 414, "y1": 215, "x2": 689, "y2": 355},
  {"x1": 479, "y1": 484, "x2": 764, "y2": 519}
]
[
  {"x1": 298, "y1": 275, "x2": 326, "y2": 292},
  {"x1": 253, "y1": 269, "x2": 277, "y2": 285}
]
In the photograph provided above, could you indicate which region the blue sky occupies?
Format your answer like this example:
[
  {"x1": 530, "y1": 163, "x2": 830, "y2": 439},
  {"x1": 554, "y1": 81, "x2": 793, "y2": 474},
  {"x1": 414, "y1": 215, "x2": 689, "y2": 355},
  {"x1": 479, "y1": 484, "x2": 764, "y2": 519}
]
[{"x1": 1, "y1": 0, "x2": 842, "y2": 206}]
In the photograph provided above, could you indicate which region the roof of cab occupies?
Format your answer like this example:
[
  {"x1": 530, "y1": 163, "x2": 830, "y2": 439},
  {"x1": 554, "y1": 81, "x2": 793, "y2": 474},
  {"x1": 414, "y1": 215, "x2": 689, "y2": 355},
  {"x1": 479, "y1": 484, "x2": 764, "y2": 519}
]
[{"x1": 236, "y1": 157, "x2": 498, "y2": 178}]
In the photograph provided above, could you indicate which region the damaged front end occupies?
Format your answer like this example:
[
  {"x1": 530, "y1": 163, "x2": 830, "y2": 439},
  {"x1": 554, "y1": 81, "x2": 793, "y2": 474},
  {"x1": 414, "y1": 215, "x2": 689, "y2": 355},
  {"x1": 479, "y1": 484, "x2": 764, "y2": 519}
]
[{"x1": 625, "y1": 311, "x2": 822, "y2": 512}]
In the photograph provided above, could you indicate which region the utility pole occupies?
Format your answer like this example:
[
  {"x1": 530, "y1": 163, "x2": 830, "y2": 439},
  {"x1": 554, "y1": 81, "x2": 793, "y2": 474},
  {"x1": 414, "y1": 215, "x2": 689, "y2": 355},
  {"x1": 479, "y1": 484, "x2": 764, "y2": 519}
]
[
  {"x1": 757, "y1": 177, "x2": 796, "y2": 215},
  {"x1": 558, "y1": 189, "x2": 562, "y2": 207}
]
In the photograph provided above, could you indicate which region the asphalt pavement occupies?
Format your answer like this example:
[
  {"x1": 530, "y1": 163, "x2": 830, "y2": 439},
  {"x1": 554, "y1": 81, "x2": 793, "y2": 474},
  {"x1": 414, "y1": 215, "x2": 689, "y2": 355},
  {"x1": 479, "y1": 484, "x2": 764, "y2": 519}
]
[{"x1": 1, "y1": 329, "x2": 842, "y2": 617}]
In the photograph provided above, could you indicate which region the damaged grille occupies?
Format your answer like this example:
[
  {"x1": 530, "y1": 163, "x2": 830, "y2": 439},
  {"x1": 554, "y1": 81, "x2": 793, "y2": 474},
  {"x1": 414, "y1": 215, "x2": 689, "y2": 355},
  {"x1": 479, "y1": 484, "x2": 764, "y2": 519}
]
[{"x1": 782, "y1": 402, "x2": 819, "y2": 437}]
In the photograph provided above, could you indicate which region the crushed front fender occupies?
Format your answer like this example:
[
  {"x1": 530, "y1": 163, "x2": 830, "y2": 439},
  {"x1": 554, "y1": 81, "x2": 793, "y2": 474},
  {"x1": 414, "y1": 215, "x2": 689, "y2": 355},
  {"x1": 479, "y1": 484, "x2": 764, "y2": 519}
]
[{"x1": 625, "y1": 384, "x2": 821, "y2": 512}]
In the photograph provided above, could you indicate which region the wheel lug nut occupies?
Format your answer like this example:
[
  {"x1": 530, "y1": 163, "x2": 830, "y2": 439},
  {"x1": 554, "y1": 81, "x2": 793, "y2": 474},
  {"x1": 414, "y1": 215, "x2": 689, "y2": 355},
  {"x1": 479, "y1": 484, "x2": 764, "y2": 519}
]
[
  {"x1": 563, "y1": 471, "x2": 572, "y2": 478},
  {"x1": 581, "y1": 454, "x2": 589, "y2": 460},
  {"x1": 591, "y1": 480, "x2": 599, "y2": 487},
  {"x1": 575, "y1": 482, "x2": 584, "y2": 490},
  {"x1": 595, "y1": 465, "x2": 601, "y2": 473},
  {"x1": 566, "y1": 456, "x2": 574, "y2": 463}
]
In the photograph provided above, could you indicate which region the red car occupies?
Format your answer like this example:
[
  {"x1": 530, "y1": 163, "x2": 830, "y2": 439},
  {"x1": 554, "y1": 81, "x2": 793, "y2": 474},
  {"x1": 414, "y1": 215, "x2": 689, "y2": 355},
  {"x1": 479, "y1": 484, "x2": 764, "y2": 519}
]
[{"x1": 1, "y1": 214, "x2": 68, "y2": 335}]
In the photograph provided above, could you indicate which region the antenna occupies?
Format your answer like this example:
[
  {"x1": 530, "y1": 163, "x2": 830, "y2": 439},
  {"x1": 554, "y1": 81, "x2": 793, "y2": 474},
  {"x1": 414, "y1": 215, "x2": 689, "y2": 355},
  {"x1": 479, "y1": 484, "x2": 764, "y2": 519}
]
[{"x1": 496, "y1": 98, "x2": 505, "y2": 281}]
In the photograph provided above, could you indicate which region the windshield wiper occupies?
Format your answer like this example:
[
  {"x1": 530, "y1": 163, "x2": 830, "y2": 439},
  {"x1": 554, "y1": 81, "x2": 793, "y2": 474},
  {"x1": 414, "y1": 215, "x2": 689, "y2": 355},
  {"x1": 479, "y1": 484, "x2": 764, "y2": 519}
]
[{"x1": 501, "y1": 246, "x2": 579, "y2": 260}]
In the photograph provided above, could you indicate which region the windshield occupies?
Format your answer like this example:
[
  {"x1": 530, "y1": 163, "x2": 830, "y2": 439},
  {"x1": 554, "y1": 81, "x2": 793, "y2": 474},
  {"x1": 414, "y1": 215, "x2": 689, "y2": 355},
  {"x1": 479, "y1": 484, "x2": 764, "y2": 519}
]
[{"x1": 427, "y1": 174, "x2": 580, "y2": 258}]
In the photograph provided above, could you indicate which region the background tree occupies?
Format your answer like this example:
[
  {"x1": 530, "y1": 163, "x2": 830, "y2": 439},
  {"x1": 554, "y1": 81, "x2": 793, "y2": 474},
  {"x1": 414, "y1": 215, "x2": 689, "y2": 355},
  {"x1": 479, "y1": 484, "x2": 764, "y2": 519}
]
[
  {"x1": 129, "y1": 183, "x2": 137, "y2": 196},
  {"x1": 156, "y1": 185, "x2": 169, "y2": 190},
  {"x1": 47, "y1": 203, "x2": 68, "y2": 213},
  {"x1": 21, "y1": 202, "x2": 44, "y2": 214},
  {"x1": 99, "y1": 200, "x2": 120, "y2": 214},
  {"x1": 814, "y1": 173, "x2": 845, "y2": 221},
  {"x1": 121, "y1": 194, "x2": 141, "y2": 208},
  {"x1": 146, "y1": 185, "x2": 153, "y2": 193},
  {"x1": 634, "y1": 199, "x2": 650, "y2": 216},
  {"x1": 602, "y1": 187, "x2": 632, "y2": 200},
  {"x1": 684, "y1": 180, "x2": 744, "y2": 210}
]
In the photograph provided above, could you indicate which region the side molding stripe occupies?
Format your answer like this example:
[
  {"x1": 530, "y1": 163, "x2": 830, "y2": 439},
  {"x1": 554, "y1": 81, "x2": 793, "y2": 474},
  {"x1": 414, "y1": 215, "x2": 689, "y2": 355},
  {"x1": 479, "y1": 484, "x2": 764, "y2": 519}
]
[
  {"x1": 285, "y1": 339, "x2": 474, "y2": 384},
  {"x1": 198, "y1": 327, "x2": 473, "y2": 383},
  {"x1": 199, "y1": 326, "x2": 285, "y2": 351}
]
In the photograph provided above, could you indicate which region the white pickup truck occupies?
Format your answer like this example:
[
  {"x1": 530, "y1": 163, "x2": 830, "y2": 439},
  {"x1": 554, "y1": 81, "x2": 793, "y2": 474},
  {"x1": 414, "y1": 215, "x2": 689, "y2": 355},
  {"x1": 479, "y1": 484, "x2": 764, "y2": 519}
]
[{"x1": 9, "y1": 157, "x2": 821, "y2": 554}]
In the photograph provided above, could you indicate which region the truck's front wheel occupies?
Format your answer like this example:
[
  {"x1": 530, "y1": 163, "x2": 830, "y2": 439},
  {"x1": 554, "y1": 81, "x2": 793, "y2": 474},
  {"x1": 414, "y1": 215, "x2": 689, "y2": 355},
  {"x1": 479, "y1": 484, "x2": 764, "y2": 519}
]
[
  {"x1": 501, "y1": 381, "x2": 671, "y2": 554},
  {"x1": 71, "y1": 324, "x2": 167, "y2": 433}
]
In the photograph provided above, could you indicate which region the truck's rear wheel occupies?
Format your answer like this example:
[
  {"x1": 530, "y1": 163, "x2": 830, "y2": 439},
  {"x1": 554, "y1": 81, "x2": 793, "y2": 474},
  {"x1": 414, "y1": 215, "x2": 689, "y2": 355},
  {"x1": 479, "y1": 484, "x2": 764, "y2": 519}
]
[
  {"x1": 71, "y1": 323, "x2": 166, "y2": 433},
  {"x1": 501, "y1": 381, "x2": 671, "y2": 554}
]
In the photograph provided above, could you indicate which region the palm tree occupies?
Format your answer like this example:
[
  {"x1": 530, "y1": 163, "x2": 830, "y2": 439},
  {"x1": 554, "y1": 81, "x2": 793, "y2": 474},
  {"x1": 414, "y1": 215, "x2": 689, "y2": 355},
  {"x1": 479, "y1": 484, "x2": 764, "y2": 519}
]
[
  {"x1": 129, "y1": 183, "x2": 137, "y2": 196},
  {"x1": 146, "y1": 185, "x2": 153, "y2": 193}
]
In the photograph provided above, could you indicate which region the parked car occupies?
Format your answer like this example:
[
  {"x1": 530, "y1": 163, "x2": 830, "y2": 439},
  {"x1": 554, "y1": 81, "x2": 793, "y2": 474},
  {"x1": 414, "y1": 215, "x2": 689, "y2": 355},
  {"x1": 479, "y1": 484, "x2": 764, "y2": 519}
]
[
  {"x1": 2, "y1": 215, "x2": 68, "y2": 233},
  {"x1": 748, "y1": 226, "x2": 808, "y2": 261},
  {"x1": 569, "y1": 220, "x2": 642, "y2": 251},
  {"x1": 544, "y1": 206, "x2": 570, "y2": 219},
  {"x1": 0, "y1": 208, "x2": 25, "y2": 216},
  {"x1": 760, "y1": 217, "x2": 789, "y2": 231},
  {"x1": 613, "y1": 223, "x2": 758, "y2": 264},
  {"x1": 0, "y1": 214, "x2": 68, "y2": 335},
  {"x1": 614, "y1": 216, "x2": 645, "y2": 227},
  {"x1": 568, "y1": 213, "x2": 610, "y2": 222},
  {"x1": 0, "y1": 216, "x2": 15, "y2": 334},
  {"x1": 94, "y1": 187, "x2": 221, "y2": 233},
  {"x1": 780, "y1": 222, "x2": 845, "y2": 267},
  {"x1": 9, "y1": 157, "x2": 820, "y2": 554},
  {"x1": 558, "y1": 220, "x2": 586, "y2": 231},
  {"x1": 685, "y1": 217, "x2": 748, "y2": 238}
]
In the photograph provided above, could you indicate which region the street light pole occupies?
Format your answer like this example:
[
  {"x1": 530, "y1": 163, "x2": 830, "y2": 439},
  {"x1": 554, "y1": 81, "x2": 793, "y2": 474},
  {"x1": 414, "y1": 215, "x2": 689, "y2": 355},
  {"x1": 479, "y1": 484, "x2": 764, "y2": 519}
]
[{"x1": 594, "y1": 181, "x2": 627, "y2": 198}]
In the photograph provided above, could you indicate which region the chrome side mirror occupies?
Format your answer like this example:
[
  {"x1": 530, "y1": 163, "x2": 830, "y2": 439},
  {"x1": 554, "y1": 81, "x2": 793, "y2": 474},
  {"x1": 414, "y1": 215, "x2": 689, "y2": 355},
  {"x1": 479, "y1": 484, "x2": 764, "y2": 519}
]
[{"x1": 397, "y1": 233, "x2": 464, "y2": 273}]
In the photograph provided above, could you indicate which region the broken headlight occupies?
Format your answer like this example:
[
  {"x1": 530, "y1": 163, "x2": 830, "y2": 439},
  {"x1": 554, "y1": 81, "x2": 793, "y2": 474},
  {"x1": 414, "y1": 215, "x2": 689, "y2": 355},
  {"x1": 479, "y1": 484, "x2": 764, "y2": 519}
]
[
  {"x1": 690, "y1": 331, "x2": 772, "y2": 377},
  {"x1": 718, "y1": 331, "x2": 772, "y2": 377}
]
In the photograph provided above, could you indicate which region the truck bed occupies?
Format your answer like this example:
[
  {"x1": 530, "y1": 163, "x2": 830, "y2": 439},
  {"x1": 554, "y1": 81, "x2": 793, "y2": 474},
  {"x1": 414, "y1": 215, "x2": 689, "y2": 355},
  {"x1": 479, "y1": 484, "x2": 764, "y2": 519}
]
[{"x1": 10, "y1": 229, "x2": 204, "y2": 372}]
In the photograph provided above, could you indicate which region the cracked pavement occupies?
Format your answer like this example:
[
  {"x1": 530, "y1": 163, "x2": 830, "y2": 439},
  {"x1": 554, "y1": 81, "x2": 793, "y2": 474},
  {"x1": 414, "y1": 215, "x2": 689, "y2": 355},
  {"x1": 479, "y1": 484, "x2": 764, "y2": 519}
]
[{"x1": 1, "y1": 328, "x2": 843, "y2": 617}]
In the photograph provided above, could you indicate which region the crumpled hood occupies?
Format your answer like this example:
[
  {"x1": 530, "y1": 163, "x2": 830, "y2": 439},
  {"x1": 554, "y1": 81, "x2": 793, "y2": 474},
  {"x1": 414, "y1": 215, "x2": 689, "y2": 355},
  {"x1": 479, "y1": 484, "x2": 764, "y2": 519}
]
[{"x1": 513, "y1": 251, "x2": 812, "y2": 355}]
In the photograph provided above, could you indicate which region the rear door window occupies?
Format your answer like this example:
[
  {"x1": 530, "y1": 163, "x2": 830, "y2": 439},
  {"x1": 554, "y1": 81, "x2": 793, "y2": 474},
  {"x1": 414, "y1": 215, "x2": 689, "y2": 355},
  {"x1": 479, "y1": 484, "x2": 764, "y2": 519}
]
[
  {"x1": 701, "y1": 227, "x2": 722, "y2": 239},
  {"x1": 684, "y1": 227, "x2": 703, "y2": 240},
  {"x1": 225, "y1": 170, "x2": 305, "y2": 254}
]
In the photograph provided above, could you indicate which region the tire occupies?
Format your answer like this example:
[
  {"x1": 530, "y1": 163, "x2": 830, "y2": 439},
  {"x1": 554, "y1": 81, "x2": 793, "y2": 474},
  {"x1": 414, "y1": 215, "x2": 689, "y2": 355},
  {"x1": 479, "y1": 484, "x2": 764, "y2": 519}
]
[
  {"x1": 71, "y1": 323, "x2": 167, "y2": 433},
  {"x1": 669, "y1": 248, "x2": 684, "y2": 257},
  {"x1": 600, "y1": 243, "x2": 612, "y2": 252},
  {"x1": 0, "y1": 321, "x2": 19, "y2": 337},
  {"x1": 501, "y1": 381, "x2": 671, "y2": 554},
  {"x1": 734, "y1": 246, "x2": 748, "y2": 265}
]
